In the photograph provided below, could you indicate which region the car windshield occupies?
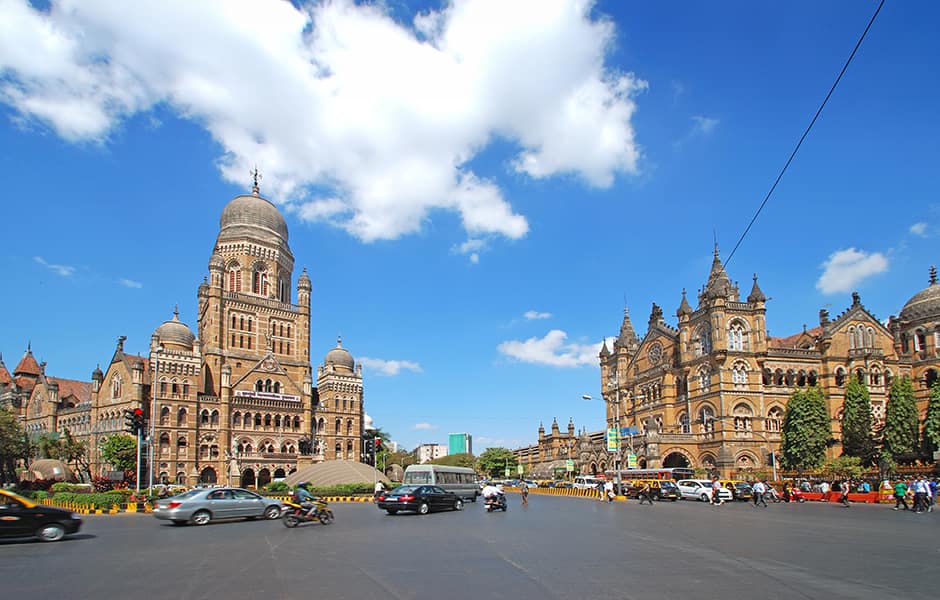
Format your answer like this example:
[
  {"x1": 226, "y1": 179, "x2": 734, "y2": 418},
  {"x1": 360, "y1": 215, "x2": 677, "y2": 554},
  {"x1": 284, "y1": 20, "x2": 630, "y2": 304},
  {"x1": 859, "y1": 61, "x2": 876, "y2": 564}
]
[
  {"x1": 390, "y1": 485, "x2": 419, "y2": 494},
  {"x1": 172, "y1": 489, "x2": 203, "y2": 500},
  {"x1": 660, "y1": 482, "x2": 677, "y2": 488},
  {"x1": 736, "y1": 483, "x2": 752, "y2": 489}
]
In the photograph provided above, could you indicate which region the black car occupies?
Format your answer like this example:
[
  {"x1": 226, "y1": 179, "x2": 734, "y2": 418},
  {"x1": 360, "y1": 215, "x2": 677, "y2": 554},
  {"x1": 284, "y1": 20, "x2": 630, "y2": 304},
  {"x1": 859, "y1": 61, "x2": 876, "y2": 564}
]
[
  {"x1": 0, "y1": 489, "x2": 83, "y2": 542},
  {"x1": 376, "y1": 485, "x2": 464, "y2": 515}
]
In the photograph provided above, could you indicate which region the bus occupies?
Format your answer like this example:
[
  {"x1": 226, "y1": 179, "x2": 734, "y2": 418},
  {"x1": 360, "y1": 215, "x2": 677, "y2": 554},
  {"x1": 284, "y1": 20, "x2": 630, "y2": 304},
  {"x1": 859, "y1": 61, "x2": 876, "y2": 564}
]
[
  {"x1": 402, "y1": 465, "x2": 480, "y2": 501},
  {"x1": 604, "y1": 467, "x2": 694, "y2": 482}
]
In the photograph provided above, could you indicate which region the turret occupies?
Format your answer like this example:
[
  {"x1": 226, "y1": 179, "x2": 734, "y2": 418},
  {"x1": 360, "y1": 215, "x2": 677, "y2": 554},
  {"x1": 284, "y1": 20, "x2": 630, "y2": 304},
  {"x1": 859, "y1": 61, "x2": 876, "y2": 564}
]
[{"x1": 91, "y1": 364, "x2": 104, "y2": 393}]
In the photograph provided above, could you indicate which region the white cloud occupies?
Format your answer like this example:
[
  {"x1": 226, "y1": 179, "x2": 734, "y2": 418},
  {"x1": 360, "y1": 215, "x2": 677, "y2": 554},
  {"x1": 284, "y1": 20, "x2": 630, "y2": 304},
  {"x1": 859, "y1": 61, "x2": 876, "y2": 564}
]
[
  {"x1": 359, "y1": 356, "x2": 423, "y2": 376},
  {"x1": 523, "y1": 310, "x2": 552, "y2": 320},
  {"x1": 413, "y1": 422, "x2": 437, "y2": 431},
  {"x1": 34, "y1": 256, "x2": 75, "y2": 277},
  {"x1": 497, "y1": 329, "x2": 601, "y2": 368},
  {"x1": 690, "y1": 115, "x2": 719, "y2": 135},
  {"x1": 119, "y1": 278, "x2": 143, "y2": 289},
  {"x1": 0, "y1": 0, "x2": 646, "y2": 245},
  {"x1": 816, "y1": 248, "x2": 889, "y2": 294},
  {"x1": 452, "y1": 238, "x2": 486, "y2": 263},
  {"x1": 909, "y1": 222, "x2": 928, "y2": 237}
]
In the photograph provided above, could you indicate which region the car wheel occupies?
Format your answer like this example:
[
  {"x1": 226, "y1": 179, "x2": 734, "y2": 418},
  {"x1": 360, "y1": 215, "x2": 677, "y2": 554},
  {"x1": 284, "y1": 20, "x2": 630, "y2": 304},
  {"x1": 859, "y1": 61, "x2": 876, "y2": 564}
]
[
  {"x1": 417, "y1": 502, "x2": 430, "y2": 515},
  {"x1": 386, "y1": 509, "x2": 398, "y2": 515},
  {"x1": 190, "y1": 510, "x2": 211, "y2": 526},
  {"x1": 454, "y1": 499, "x2": 464, "y2": 511},
  {"x1": 701, "y1": 494, "x2": 710, "y2": 502},
  {"x1": 319, "y1": 511, "x2": 334, "y2": 525},
  {"x1": 36, "y1": 523, "x2": 66, "y2": 542},
  {"x1": 263, "y1": 505, "x2": 280, "y2": 520}
]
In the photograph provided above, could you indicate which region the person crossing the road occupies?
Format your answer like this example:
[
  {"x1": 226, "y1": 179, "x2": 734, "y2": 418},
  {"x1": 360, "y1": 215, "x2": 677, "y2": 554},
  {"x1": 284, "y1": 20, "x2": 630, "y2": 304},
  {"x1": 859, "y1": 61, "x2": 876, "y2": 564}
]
[
  {"x1": 637, "y1": 482, "x2": 654, "y2": 506},
  {"x1": 752, "y1": 480, "x2": 767, "y2": 508}
]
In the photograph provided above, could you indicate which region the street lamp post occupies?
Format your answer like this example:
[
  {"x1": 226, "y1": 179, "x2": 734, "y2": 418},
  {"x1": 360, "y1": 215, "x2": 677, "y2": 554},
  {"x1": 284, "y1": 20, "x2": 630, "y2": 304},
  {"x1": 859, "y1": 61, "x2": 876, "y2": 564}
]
[{"x1": 582, "y1": 393, "x2": 622, "y2": 493}]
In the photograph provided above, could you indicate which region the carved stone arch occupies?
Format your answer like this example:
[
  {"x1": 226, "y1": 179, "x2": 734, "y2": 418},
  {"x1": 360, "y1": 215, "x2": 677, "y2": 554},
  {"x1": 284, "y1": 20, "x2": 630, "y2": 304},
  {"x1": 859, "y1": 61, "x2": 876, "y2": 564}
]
[
  {"x1": 699, "y1": 453, "x2": 718, "y2": 474},
  {"x1": 661, "y1": 447, "x2": 694, "y2": 468},
  {"x1": 734, "y1": 450, "x2": 761, "y2": 471}
]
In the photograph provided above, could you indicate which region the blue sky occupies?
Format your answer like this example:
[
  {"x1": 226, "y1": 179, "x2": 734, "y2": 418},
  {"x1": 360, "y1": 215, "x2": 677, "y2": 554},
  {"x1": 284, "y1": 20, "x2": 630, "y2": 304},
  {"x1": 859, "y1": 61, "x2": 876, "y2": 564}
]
[{"x1": 1, "y1": 0, "x2": 937, "y2": 452}]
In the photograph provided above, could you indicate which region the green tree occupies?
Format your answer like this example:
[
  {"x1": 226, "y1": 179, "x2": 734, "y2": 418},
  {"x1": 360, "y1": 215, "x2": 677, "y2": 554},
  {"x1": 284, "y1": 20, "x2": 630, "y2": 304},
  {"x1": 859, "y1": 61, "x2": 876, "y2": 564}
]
[
  {"x1": 821, "y1": 455, "x2": 865, "y2": 481},
  {"x1": 841, "y1": 378, "x2": 875, "y2": 465},
  {"x1": 921, "y1": 380, "x2": 940, "y2": 458},
  {"x1": 477, "y1": 447, "x2": 516, "y2": 478},
  {"x1": 0, "y1": 407, "x2": 31, "y2": 484},
  {"x1": 429, "y1": 453, "x2": 476, "y2": 468},
  {"x1": 883, "y1": 376, "x2": 919, "y2": 460},
  {"x1": 780, "y1": 386, "x2": 830, "y2": 472},
  {"x1": 100, "y1": 435, "x2": 137, "y2": 472}
]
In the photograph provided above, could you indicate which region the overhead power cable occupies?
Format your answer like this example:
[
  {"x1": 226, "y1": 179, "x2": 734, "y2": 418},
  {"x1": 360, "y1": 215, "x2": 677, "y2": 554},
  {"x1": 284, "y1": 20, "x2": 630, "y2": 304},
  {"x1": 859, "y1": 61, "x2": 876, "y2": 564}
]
[{"x1": 725, "y1": 0, "x2": 885, "y2": 266}]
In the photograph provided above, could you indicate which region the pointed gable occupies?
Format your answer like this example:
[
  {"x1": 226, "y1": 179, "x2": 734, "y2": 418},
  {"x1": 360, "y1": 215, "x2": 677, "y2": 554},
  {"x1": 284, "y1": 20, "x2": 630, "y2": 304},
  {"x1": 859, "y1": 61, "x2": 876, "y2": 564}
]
[
  {"x1": 14, "y1": 346, "x2": 41, "y2": 377},
  {"x1": 0, "y1": 355, "x2": 12, "y2": 385}
]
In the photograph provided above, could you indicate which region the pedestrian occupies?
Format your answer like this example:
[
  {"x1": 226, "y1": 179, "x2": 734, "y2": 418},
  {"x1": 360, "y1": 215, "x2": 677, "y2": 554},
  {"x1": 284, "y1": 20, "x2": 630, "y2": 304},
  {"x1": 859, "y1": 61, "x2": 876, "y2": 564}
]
[
  {"x1": 374, "y1": 480, "x2": 386, "y2": 499},
  {"x1": 752, "y1": 479, "x2": 767, "y2": 508},
  {"x1": 893, "y1": 480, "x2": 909, "y2": 511},
  {"x1": 782, "y1": 482, "x2": 791, "y2": 503},
  {"x1": 596, "y1": 480, "x2": 606, "y2": 502},
  {"x1": 928, "y1": 479, "x2": 937, "y2": 513},
  {"x1": 711, "y1": 477, "x2": 724, "y2": 506},
  {"x1": 638, "y1": 481, "x2": 653, "y2": 506},
  {"x1": 912, "y1": 478, "x2": 928, "y2": 513},
  {"x1": 840, "y1": 480, "x2": 850, "y2": 508},
  {"x1": 861, "y1": 480, "x2": 871, "y2": 494},
  {"x1": 520, "y1": 480, "x2": 529, "y2": 506},
  {"x1": 604, "y1": 479, "x2": 615, "y2": 503},
  {"x1": 819, "y1": 480, "x2": 830, "y2": 494}
]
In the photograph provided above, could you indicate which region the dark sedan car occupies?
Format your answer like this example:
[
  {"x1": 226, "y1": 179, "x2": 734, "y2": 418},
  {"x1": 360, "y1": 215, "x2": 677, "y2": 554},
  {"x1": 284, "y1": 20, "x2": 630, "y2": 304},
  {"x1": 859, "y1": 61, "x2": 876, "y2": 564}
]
[
  {"x1": 0, "y1": 489, "x2": 83, "y2": 542},
  {"x1": 376, "y1": 485, "x2": 464, "y2": 515}
]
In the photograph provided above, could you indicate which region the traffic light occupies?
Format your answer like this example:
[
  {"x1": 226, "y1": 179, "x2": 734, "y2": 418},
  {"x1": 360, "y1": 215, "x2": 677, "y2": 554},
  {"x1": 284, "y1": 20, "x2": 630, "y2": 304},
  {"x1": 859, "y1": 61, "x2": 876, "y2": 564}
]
[
  {"x1": 374, "y1": 438, "x2": 382, "y2": 451},
  {"x1": 123, "y1": 409, "x2": 136, "y2": 434},
  {"x1": 133, "y1": 408, "x2": 145, "y2": 434},
  {"x1": 364, "y1": 439, "x2": 374, "y2": 454}
]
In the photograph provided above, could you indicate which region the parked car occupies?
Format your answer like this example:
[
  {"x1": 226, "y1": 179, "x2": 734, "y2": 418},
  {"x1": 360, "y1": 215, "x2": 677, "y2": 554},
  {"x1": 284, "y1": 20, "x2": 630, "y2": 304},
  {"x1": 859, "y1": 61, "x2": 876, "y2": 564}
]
[
  {"x1": 676, "y1": 479, "x2": 734, "y2": 502},
  {"x1": 375, "y1": 485, "x2": 464, "y2": 515},
  {"x1": 152, "y1": 487, "x2": 282, "y2": 525},
  {"x1": 0, "y1": 489, "x2": 83, "y2": 542}
]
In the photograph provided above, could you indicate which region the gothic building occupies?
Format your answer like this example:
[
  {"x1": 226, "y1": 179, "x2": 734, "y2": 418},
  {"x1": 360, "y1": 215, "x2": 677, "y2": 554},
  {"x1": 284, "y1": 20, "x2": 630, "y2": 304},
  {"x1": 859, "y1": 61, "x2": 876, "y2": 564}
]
[
  {"x1": 593, "y1": 251, "x2": 939, "y2": 478},
  {"x1": 7, "y1": 181, "x2": 365, "y2": 486}
]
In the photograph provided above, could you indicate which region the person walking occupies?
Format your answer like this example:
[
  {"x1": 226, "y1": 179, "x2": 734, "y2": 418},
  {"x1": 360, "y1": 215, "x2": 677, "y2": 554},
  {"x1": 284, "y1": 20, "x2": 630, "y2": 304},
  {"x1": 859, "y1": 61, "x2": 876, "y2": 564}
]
[
  {"x1": 596, "y1": 480, "x2": 605, "y2": 502},
  {"x1": 711, "y1": 477, "x2": 724, "y2": 506},
  {"x1": 913, "y1": 478, "x2": 928, "y2": 513},
  {"x1": 839, "y1": 480, "x2": 850, "y2": 508},
  {"x1": 928, "y1": 479, "x2": 937, "y2": 513},
  {"x1": 752, "y1": 480, "x2": 767, "y2": 508},
  {"x1": 520, "y1": 480, "x2": 529, "y2": 506},
  {"x1": 604, "y1": 479, "x2": 615, "y2": 503},
  {"x1": 638, "y1": 482, "x2": 654, "y2": 506},
  {"x1": 893, "y1": 480, "x2": 909, "y2": 511}
]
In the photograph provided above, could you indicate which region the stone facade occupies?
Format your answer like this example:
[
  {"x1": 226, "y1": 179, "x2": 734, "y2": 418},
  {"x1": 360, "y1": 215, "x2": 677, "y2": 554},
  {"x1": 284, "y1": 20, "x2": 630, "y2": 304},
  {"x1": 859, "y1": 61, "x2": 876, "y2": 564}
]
[{"x1": 3, "y1": 183, "x2": 364, "y2": 487}]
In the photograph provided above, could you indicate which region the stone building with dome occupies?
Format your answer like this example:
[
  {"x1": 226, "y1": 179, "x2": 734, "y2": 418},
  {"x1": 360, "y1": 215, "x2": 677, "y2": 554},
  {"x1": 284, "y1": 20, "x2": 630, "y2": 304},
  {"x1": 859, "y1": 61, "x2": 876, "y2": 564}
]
[
  {"x1": 583, "y1": 252, "x2": 940, "y2": 479},
  {"x1": 6, "y1": 180, "x2": 364, "y2": 487}
]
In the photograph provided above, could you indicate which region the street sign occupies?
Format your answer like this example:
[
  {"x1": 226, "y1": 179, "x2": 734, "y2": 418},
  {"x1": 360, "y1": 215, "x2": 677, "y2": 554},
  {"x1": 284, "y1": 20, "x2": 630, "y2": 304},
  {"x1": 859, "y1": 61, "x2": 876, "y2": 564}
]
[
  {"x1": 621, "y1": 426, "x2": 639, "y2": 437},
  {"x1": 606, "y1": 428, "x2": 619, "y2": 451},
  {"x1": 627, "y1": 453, "x2": 638, "y2": 468},
  {"x1": 107, "y1": 470, "x2": 125, "y2": 482},
  {"x1": 566, "y1": 459, "x2": 574, "y2": 472},
  {"x1": 504, "y1": 468, "x2": 510, "y2": 477}
]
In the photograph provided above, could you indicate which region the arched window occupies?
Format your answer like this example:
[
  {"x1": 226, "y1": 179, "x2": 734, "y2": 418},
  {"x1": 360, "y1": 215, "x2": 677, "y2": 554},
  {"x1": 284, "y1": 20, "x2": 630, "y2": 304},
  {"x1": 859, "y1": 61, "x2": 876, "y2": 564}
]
[
  {"x1": 915, "y1": 329, "x2": 927, "y2": 352},
  {"x1": 160, "y1": 406, "x2": 170, "y2": 426},
  {"x1": 335, "y1": 441, "x2": 342, "y2": 457},
  {"x1": 346, "y1": 419, "x2": 354, "y2": 436},
  {"x1": 243, "y1": 412, "x2": 252, "y2": 428},
  {"x1": 731, "y1": 363, "x2": 747, "y2": 386},
  {"x1": 728, "y1": 321, "x2": 748, "y2": 351},
  {"x1": 699, "y1": 405, "x2": 715, "y2": 434},
  {"x1": 835, "y1": 367, "x2": 846, "y2": 387},
  {"x1": 200, "y1": 409, "x2": 210, "y2": 425},
  {"x1": 765, "y1": 407, "x2": 784, "y2": 432},
  {"x1": 177, "y1": 407, "x2": 187, "y2": 426},
  {"x1": 159, "y1": 433, "x2": 170, "y2": 455},
  {"x1": 848, "y1": 326, "x2": 856, "y2": 349},
  {"x1": 210, "y1": 410, "x2": 219, "y2": 426},
  {"x1": 762, "y1": 368, "x2": 772, "y2": 386},
  {"x1": 870, "y1": 368, "x2": 881, "y2": 386},
  {"x1": 228, "y1": 263, "x2": 241, "y2": 292},
  {"x1": 111, "y1": 376, "x2": 122, "y2": 399},
  {"x1": 265, "y1": 379, "x2": 273, "y2": 393},
  {"x1": 698, "y1": 367, "x2": 711, "y2": 391},
  {"x1": 677, "y1": 412, "x2": 690, "y2": 434},
  {"x1": 232, "y1": 412, "x2": 241, "y2": 427},
  {"x1": 264, "y1": 414, "x2": 272, "y2": 427},
  {"x1": 273, "y1": 382, "x2": 281, "y2": 394},
  {"x1": 335, "y1": 418, "x2": 341, "y2": 434},
  {"x1": 865, "y1": 327, "x2": 875, "y2": 348},
  {"x1": 808, "y1": 370, "x2": 818, "y2": 386},
  {"x1": 317, "y1": 417, "x2": 325, "y2": 433},
  {"x1": 274, "y1": 415, "x2": 282, "y2": 428},
  {"x1": 774, "y1": 369, "x2": 784, "y2": 386},
  {"x1": 694, "y1": 325, "x2": 712, "y2": 357},
  {"x1": 855, "y1": 368, "x2": 865, "y2": 383},
  {"x1": 733, "y1": 403, "x2": 753, "y2": 433},
  {"x1": 177, "y1": 436, "x2": 187, "y2": 455},
  {"x1": 254, "y1": 414, "x2": 262, "y2": 427},
  {"x1": 293, "y1": 416, "x2": 301, "y2": 429},
  {"x1": 785, "y1": 369, "x2": 795, "y2": 386},
  {"x1": 927, "y1": 369, "x2": 938, "y2": 390},
  {"x1": 252, "y1": 263, "x2": 268, "y2": 296}
]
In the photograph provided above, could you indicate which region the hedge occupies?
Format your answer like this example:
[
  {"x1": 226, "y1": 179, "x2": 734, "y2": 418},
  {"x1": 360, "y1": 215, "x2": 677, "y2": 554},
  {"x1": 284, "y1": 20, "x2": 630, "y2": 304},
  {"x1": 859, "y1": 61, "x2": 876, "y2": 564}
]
[
  {"x1": 51, "y1": 492, "x2": 127, "y2": 509},
  {"x1": 261, "y1": 482, "x2": 374, "y2": 496}
]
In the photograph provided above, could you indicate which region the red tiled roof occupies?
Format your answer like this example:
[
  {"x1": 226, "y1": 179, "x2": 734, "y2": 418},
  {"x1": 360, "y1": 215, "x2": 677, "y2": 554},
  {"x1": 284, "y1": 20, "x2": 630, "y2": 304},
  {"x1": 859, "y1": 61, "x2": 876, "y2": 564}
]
[
  {"x1": 14, "y1": 375, "x2": 37, "y2": 393},
  {"x1": 769, "y1": 326, "x2": 824, "y2": 349},
  {"x1": 0, "y1": 362, "x2": 11, "y2": 385},
  {"x1": 14, "y1": 350, "x2": 41, "y2": 376},
  {"x1": 49, "y1": 377, "x2": 92, "y2": 403}
]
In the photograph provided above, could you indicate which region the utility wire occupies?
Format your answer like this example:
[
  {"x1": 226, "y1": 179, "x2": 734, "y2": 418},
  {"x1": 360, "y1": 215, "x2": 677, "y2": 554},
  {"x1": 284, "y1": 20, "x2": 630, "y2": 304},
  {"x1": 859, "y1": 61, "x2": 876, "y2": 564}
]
[{"x1": 725, "y1": 0, "x2": 885, "y2": 266}]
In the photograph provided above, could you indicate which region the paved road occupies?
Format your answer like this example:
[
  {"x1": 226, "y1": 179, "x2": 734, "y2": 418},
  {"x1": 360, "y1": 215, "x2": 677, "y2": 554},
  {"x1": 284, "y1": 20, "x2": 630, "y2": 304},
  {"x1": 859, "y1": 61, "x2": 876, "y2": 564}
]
[{"x1": 2, "y1": 494, "x2": 937, "y2": 599}]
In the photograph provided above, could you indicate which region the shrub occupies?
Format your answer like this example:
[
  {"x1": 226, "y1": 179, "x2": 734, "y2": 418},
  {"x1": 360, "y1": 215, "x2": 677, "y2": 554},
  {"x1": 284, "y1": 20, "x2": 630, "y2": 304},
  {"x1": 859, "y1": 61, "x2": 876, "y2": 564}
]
[
  {"x1": 91, "y1": 476, "x2": 117, "y2": 492},
  {"x1": 265, "y1": 481, "x2": 290, "y2": 493},
  {"x1": 51, "y1": 492, "x2": 126, "y2": 509},
  {"x1": 51, "y1": 482, "x2": 79, "y2": 493}
]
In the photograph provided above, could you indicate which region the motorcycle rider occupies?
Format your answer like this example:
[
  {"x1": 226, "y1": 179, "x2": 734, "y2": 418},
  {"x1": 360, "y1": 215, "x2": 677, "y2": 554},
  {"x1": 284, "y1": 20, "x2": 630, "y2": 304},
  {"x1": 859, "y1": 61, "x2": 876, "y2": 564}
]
[
  {"x1": 293, "y1": 481, "x2": 317, "y2": 518},
  {"x1": 482, "y1": 483, "x2": 504, "y2": 508}
]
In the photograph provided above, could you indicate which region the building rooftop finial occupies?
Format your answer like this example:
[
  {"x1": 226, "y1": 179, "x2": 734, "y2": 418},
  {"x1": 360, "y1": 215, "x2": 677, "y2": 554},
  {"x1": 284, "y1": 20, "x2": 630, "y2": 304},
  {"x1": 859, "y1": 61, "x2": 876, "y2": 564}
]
[
  {"x1": 930, "y1": 265, "x2": 937, "y2": 285},
  {"x1": 251, "y1": 166, "x2": 262, "y2": 195},
  {"x1": 173, "y1": 304, "x2": 179, "y2": 319}
]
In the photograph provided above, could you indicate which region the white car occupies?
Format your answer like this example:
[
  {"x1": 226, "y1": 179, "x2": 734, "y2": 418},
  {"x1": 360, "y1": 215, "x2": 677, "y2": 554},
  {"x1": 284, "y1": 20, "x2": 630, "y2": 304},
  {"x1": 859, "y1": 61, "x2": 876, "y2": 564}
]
[{"x1": 676, "y1": 479, "x2": 733, "y2": 502}]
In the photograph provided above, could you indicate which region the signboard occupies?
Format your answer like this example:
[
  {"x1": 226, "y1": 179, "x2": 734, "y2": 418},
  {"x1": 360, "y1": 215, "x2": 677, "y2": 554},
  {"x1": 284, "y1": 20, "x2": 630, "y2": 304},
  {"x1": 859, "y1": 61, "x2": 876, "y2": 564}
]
[
  {"x1": 107, "y1": 470, "x2": 125, "y2": 482},
  {"x1": 234, "y1": 390, "x2": 300, "y2": 402},
  {"x1": 566, "y1": 459, "x2": 575, "y2": 472},
  {"x1": 627, "y1": 453, "x2": 638, "y2": 469},
  {"x1": 606, "y1": 427, "x2": 619, "y2": 451},
  {"x1": 504, "y1": 467, "x2": 511, "y2": 477},
  {"x1": 516, "y1": 464, "x2": 524, "y2": 475},
  {"x1": 621, "y1": 426, "x2": 639, "y2": 437}
]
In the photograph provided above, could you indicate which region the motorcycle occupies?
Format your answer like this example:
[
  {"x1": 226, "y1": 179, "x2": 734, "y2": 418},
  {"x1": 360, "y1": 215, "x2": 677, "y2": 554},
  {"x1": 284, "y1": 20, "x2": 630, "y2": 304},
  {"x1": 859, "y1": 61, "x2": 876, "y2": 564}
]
[
  {"x1": 281, "y1": 497, "x2": 334, "y2": 527},
  {"x1": 484, "y1": 493, "x2": 507, "y2": 512}
]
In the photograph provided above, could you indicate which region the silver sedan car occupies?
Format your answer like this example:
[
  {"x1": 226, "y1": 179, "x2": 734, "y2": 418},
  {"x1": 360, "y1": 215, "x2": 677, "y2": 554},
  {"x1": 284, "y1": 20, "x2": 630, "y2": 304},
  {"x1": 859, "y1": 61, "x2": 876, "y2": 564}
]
[{"x1": 152, "y1": 487, "x2": 282, "y2": 526}]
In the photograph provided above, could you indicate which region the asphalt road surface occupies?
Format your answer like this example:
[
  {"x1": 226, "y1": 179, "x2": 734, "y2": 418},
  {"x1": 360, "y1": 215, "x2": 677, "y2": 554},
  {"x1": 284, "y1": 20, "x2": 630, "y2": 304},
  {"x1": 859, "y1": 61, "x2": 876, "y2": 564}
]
[{"x1": 2, "y1": 494, "x2": 937, "y2": 599}]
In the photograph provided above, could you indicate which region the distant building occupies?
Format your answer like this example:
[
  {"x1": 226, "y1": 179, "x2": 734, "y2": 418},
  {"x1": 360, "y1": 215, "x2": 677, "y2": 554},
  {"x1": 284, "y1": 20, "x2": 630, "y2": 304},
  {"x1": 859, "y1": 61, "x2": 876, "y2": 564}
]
[
  {"x1": 415, "y1": 443, "x2": 447, "y2": 463},
  {"x1": 448, "y1": 432, "x2": 472, "y2": 455}
]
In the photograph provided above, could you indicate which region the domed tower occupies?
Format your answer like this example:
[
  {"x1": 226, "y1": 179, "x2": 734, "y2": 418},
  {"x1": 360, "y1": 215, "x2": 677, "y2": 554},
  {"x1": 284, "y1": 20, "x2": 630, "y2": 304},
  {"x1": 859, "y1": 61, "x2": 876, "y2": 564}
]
[
  {"x1": 195, "y1": 178, "x2": 315, "y2": 486},
  {"x1": 892, "y1": 266, "x2": 940, "y2": 395},
  {"x1": 316, "y1": 337, "x2": 364, "y2": 463}
]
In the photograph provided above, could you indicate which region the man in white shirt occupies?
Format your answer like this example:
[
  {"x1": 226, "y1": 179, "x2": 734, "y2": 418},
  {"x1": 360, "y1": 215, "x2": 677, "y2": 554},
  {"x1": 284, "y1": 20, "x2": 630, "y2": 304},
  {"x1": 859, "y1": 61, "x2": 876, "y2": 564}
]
[
  {"x1": 752, "y1": 480, "x2": 767, "y2": 508},
  {"x1": 604, "y1": 480, "x2": 615, "y2": 503}
]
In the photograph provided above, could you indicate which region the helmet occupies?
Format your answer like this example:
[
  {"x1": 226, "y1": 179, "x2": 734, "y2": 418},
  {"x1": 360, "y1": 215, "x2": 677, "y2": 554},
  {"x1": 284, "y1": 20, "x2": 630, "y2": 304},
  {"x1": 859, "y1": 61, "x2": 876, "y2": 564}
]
[{"x1": 297, "y1": 481, "x2": 309, "y2": 489}]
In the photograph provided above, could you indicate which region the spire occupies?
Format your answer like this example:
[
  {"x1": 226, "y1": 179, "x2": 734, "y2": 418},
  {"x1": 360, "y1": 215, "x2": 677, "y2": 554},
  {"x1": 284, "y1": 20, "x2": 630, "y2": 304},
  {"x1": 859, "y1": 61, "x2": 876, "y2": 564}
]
[
  {"x1": 930, "y1": 265, "x2": 938, "y2": 285},
  {"x1": 851, "y1": 291, "x2": 861, "y2": 306},
  {"x1": 676, "y1": 288, "x2": 693, "y2": 317},
  {"x1": 173, "y1": 304, "x2": 179, "y2": 320},
  {"x1": 251, "y1": 166, "x2": 262, "y2": 195},
  {"x1": 747, "y1": 273, "x2": 766, "y2": 303},
  {"x1": 14, "y1": 345, "x2": 41, "y2": 377},
  {"x1": 617, "y1": 306, "x2": 638, "y2": 347},
  {"x1": 704, "y1": 245, "x2": 733, "y2": 300},
  {"x1": 599, "y1": 339, "x2": 610, "y2": 357}
]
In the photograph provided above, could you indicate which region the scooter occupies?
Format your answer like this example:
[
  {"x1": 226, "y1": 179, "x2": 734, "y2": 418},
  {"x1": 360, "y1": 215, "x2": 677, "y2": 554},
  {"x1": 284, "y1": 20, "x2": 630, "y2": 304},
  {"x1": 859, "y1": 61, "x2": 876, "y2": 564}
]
[
  {"x1": 485, "y1": 493, "x2": 508, "y2": 512},
  {"x1": 282, "y1": 497, "x2": 334, "y2": 527}
]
